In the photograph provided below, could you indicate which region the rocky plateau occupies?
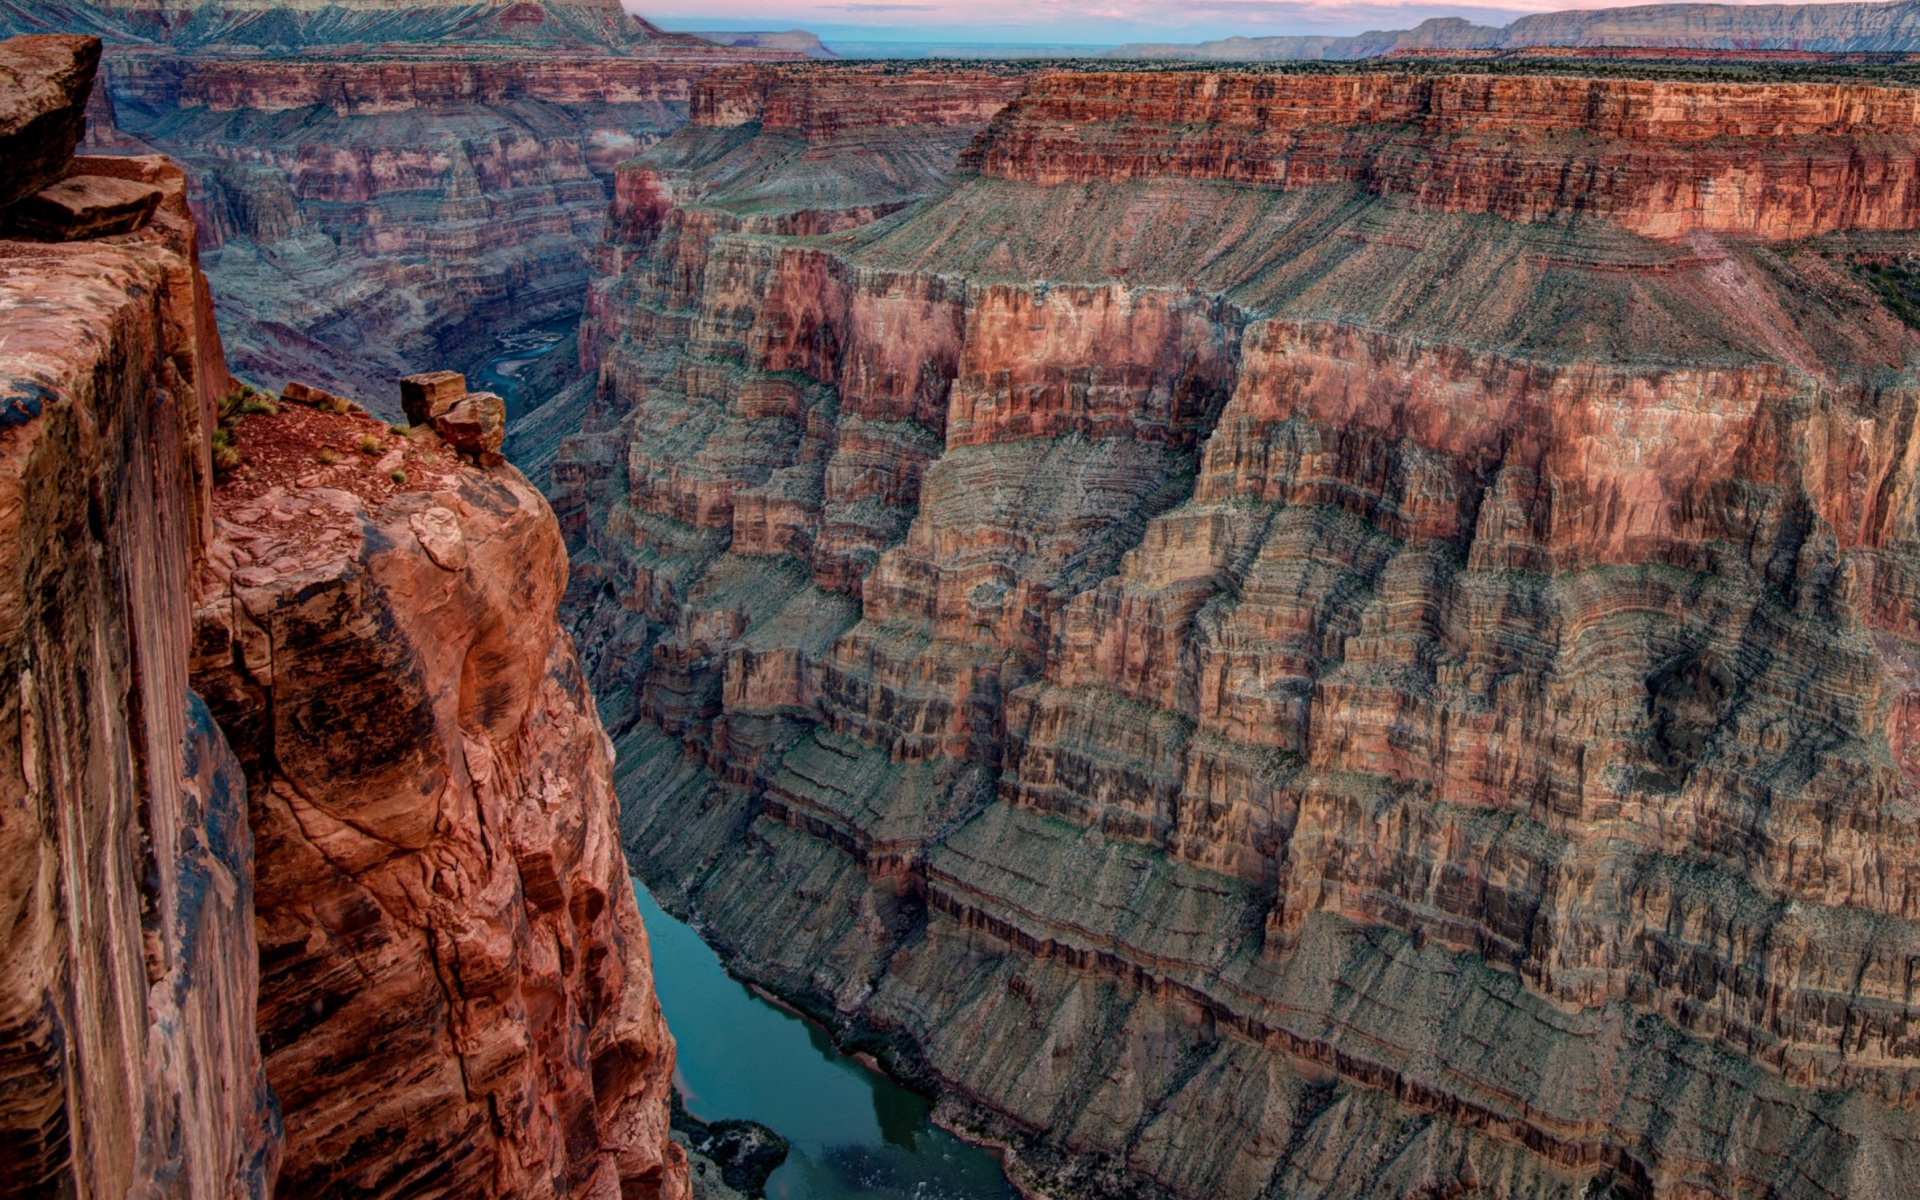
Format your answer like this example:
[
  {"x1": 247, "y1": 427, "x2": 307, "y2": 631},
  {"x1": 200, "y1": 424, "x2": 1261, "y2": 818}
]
[{"x1": 555, "y1": 59, "x2": 1920, "y2": 1200}]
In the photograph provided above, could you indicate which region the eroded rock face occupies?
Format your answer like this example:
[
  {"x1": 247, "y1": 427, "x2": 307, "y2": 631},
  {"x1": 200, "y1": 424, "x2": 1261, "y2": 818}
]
[
  {"x1": 553, "y1": 64, "x2": 1920, "y2": 1200},
  {"x1": 0, "y1": 113, "x2": 275, "y2": 1200},
  {"x1": 192, "y1": 397, "x2": 685, "y2": 1199},
  {"x1": 968, "y1": 71, "x2": 1920, "y2": 239},
  {"x1": 0, "y1": 34, "x2": 98, "y2": 207},
  {"x1": 0, "y1": 2, "x2": 803, "y2": 413}
]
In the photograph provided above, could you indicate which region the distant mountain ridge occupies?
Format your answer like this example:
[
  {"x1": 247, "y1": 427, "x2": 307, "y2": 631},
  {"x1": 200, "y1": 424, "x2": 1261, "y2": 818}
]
[
  {"x1": 0, "y1": 0, "x2": 690, "y2": 51},
  {"x1": 683, "y1": 28, "x2": 834, "y2": 57},
  {"x1": 1108, "y1": 1, "x2": 1920, "y2": 60}
]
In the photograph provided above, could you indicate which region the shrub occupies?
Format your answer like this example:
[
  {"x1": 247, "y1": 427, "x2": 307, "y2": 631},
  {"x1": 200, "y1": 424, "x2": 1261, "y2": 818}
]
[
  {"x1": 211, "y1": 427, "x2": 241, "y2": 473},
  {"x1": 389, "y1": 423, "x2": 411, "y2": 436},
  {"x1": 358, "y1": 434, "x2": 381, "y2": 454},
  {"x1": 317, "y1": 449, "x2": 340, "y2": 465},
  {"x1": 389, "y1": 469, "x2": 408, "y2": 484}
]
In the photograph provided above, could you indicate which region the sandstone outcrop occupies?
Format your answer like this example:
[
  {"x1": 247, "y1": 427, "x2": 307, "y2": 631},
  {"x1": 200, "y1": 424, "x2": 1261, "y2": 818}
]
[
  {"x1": 7, "y1": 170, "x2": 164, "y2": 238},
  {"x1": 192, "y1": 386, "x2": 686, "y2": 1198},
  {"x1": 552, "y1": 63, "x2": 1920, "y2": 1200},
  {"x1": 0, "y1": 52, "x2": 275, "y2": 1197},
  {"x1": 0, "y1": 33, "x2": 98, "y2": 206},
  {"x1": 402, "y1": 370, "x2": 508, "y2": 462}
]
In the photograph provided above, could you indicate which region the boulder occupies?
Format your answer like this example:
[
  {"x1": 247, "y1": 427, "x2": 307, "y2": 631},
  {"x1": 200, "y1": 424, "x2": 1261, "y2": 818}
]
[
  {"x1": 399, "y1": 369, "x2": 466, "y2": 425},
  {"x1": 0, "y1": 35, "x2": 100, "y2": 210},
  {"x1": 433, "y1": 390, "x2": 506, "y2": 465},
  {"x1": 4, "y1": 173, "x2": 163, "y2": 240},
  {"x1": 280, "y1": 379, "x2": 347, "y2": 409}
]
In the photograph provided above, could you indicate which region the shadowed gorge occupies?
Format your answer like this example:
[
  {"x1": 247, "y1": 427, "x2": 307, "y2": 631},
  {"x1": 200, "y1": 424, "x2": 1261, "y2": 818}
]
[{"x1": 551, "y1": 59, "x2": 1920, "y2": 1200}]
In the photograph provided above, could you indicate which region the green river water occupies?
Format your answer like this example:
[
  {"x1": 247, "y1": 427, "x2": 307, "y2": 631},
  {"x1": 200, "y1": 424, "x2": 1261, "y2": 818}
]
[{"x1": 633, "y1": 882, "x2": 1020, "y2": 1200}]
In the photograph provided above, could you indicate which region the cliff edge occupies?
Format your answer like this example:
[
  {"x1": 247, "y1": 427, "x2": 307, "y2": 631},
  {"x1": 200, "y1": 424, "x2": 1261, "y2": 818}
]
[
  {"x1": 190, "y1": 379, "x2": 688, "y2": 1198},
  {"x1": 0, "y1": 32, "x2": 274, "y2": 1200},
  {"x1": 1, "y1": 33, "x2": 684, "y2": 1199}
]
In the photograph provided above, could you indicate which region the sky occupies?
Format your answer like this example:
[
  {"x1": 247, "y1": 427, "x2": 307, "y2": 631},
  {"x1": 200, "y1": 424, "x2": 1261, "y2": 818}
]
[{"x1": 641, "y1": 0, "x2": 1790, "y2": 48}]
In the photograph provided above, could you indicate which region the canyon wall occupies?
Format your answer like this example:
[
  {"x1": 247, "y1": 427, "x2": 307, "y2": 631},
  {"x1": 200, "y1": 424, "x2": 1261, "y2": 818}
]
[
  {"x1": 191, "y1": 387, "x2": 686, "y2": 1198},
  {"x1": 969, "y1": 71, "x2": 1920, "y2": 239},
  {"x1": 1, "y1": 33, "x2": 686, "y2": 1199},
  {"x1": 0, "y1": 0, "x2": 797, "y2": 416},
  {"x1": 0, "y1": 39, "x2": 273, "y2": 1197},
  {"x1": 554, "y1": 63, "x2": 1920, "y2": 1200}
]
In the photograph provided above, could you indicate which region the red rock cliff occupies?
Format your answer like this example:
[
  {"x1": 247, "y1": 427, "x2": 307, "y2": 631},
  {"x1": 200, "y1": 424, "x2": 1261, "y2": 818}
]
[
  {"x1": 691, "y1": 63, "x2": 1030, "y2": 141},
  {"x1": 0, "y1": 37, "x2": 275, "y2": 1197},
  {"x1": 192, "y1": 393, "x2": 686, "y2": 1198},
  {"x1": 968, "y1": 71, "x2": 1920, "y2": 238},
  {"x1": 1, "y1": 31, "x2": 686, "y2": 1199}
]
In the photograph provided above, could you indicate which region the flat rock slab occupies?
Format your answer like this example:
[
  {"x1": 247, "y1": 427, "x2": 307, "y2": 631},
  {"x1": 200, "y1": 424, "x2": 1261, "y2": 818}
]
[
  {"x1": 0, "y1": 35, "x2": 100, "y2": 209},
  {"x1": 6, "y1": 174, "x2": 163, "y2": 241}
]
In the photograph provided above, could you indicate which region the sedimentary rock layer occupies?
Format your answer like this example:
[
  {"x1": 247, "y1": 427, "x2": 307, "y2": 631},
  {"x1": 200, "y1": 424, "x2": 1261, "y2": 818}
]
[
  {"x1": 192, "y1": 397, "x2": 685, "y2": 1198},
  {"x1": 0, "y1": 1, "x2": 798, "y2": 414},
  {"x1": 970, "y1": 71, "x2": 1920, "y2": 238},
  {"x1": 0, "y1": 128, "x2": 275, "y2": 1196},
  {"x1": 0, "y1": 33, "x2": 98, "y2": 206},
  {"x1": 175, "y1": 55, "x2": 717, "y2": 114},
  {"x1": 552, "y1": 63, "x2": 1920, "y2": 1200}
]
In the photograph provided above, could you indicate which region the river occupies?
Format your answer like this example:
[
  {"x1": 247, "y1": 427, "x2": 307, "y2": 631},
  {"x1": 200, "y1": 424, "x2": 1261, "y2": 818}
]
[
  {"x1": 632, "y1": 882, "x2": 1020, "y2": 1200},
  {"x1": 472, "y1": 318, "x2": 574, "y2": 421}
]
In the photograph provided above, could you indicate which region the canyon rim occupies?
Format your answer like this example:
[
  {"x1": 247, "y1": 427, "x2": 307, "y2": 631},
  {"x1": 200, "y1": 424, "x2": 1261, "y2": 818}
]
[{"x1": 8, "y1": 2, "x2": 1920, "y2": 1199}]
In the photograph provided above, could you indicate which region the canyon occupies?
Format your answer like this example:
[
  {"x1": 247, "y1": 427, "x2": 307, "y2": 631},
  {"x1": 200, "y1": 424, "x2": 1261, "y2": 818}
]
[
  {"x1": 0, "y1": 0, "x2": 798, "y2": 415},
  {"x1": 558, "y1": 59, "x2": 1920, "y2": 1200},
  {"x1": 15, "y1": 6, "x2": 1920, "y2": 1200},
  {"x1": 0, "y1": 32, "x2": 684, "y2": 1199}
]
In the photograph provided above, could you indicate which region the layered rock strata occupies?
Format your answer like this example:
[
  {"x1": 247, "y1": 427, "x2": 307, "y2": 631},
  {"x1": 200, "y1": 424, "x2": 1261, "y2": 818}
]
[
  {"x1": 1, "y1": 0, "x2": 799, "y2": 414},
  {"x1": 969, "y1": 71, "x2": 1920, "y2": 239},
  {"x1": 553, "y1": 64, "x2": 1920, "y2": 1200},
  {"x1": 0, "y1": 56, "x2": 276, "y2": 1197},
  {"x1": 191, "y1": 387, "x2": 685, "y2": 1198}
]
